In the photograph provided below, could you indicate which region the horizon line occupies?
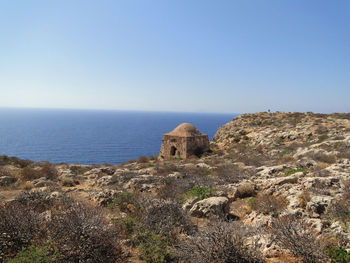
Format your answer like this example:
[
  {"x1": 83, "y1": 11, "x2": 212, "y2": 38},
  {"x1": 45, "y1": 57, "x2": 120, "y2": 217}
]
[{"x1": 0, "y1": 106, "x2": 238, "y2": 116}]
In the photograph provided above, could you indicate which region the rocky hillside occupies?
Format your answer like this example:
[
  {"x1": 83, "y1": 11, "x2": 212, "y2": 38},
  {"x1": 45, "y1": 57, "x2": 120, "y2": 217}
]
[{"x1": 1, "y1": 112, "x2": 350, "y2": 263}]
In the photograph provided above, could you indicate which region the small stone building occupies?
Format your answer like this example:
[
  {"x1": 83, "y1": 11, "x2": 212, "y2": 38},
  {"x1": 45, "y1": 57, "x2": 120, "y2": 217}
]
[{"x1": 159, "y1": 123, "x2": 210, "y2": 160}]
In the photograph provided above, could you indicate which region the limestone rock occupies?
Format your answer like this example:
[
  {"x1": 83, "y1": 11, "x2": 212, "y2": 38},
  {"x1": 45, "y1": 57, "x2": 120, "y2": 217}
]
[
  {"x1": 182, "y1": 197, "x2": 199, "y2": 210},
  {"x1": 306, "y1": 196, "x2": 334, "y2": 216},
  {"x1": 90, "y1": 190, "x2": 120, "y2": 206},
  {"x1": 190, "y1": 197, "x2": 229, "y2": 218},
  {"x1": 96, "y1": 175, "x2": 119, "y2": 186}
]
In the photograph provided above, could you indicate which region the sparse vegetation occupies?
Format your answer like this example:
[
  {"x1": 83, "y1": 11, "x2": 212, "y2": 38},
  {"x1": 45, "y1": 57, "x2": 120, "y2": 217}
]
[
  {"x1": 177, "y1": 221, "x2": 266, "y2": 263},
  {"x1": 249, "y1": 193, "x2": 288, "y2": 215},
  {"x1": 180, "y1": 186, "x2": 216, "y2": 202},
  {"x1": 298, "y1": 191, "x2": 311, "y2": 208},
  {"x1": 1, "y1": 191, "x2": 125, "y2": 263},
  {"x1": 326, "y1": 246, "x2": 350, "y2": 263},
  {"x1": 271, "y1": 215, "x2": 326, "y2": 263},
  {"x1": 138, "y1": 155, "x2": 149, "y2": 163},
  {"x1": 285, "y1": 168, "x2": 308, "y2": 176},
  {"x1": 7, "y1": 245, "x2": 57, "y2": 263},
  {"x1": 235, "y1": 182, "x2": 256, "y2": 198}
]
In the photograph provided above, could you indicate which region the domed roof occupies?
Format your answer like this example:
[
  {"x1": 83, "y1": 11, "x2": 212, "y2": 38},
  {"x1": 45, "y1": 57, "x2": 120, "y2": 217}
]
[{"x1": 166, "y1": 123, "x2": 204, "y2": 137}]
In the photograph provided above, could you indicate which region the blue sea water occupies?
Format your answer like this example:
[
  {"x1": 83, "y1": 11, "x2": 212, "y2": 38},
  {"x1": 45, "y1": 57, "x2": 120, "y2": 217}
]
[{"x1": 0, "y1": 108, "x2": 235, "y2": 164}]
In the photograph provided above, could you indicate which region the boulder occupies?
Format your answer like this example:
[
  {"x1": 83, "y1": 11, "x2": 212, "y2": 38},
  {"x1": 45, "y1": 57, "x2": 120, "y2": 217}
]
[{"x1": 190, "y1": 197, "x2": 229, "y2": 218}]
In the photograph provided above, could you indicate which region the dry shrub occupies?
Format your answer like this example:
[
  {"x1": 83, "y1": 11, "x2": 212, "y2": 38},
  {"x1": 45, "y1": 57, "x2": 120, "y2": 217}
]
[
  {"x1": 177, "y1": 221, "x2": 265, "y2": 263},
  {"x1": 315, "y1": 125, "x2": 328, "y2": 135},
  {"x1": 61, "y1": 178, "x2": 78, "y2": 187},
  {"x1": 235, "y1": 183, "x2": 256, "y2": 199},
  {"x1": 157, "y1": 177, "x2": 192, "y2": 201},
  {"x1": 0, "y1": 202, "x2": 42, "y2": 262},
  {"x1": 281, "y1": 153, "x2": 295, "y2": 163},
  {"x1": 0, "y1": 155, "x2": 11, "y2": 166},
  {"x1": 149, "y1": 154, "x2": 158, "y2": 161},
  {"x1": 20, "y1": 164, "x2": 58, "y2": 182},
  {"x1": 331, "y1": 113, "x2": 350, "y2": 120},
  {"x1": 20, "y1": 167, "x2": 41, "y2": 181},
  {"x1": 155, "y1": 163, "x2": 180, "y2": 176},
  {"x1": 108, "y1": 191, "x2": 145, "y2": 218},
  {"x1": 141, "y1": 198, "x2": 195, "y2": 241},
  {"x1": 0, "y1": 156, "x2": 33, "y2": 168},
  {"x1": 256, "y1": 144, "x2": 264, "y2": 154},
  {"x1": 341, "y1": 178, "x2": 350, "y2": 188},
  {"x1": 138, "y1": 156, "x2": 149, "y2": 163},
  {"x1": 250, "y1": 193, "x2": 288, "y2": 215},
  {"x1": 313, "y1": 152, "x2": 337, "y2": 164},
  {"x1": 312, "y1": 163, "x2": 331, "y2": 173},
  {"x1": 69, "y1": 164, "x2": 90, "y2": 175},
  {"x1": 298, "y1": 191, "x2": 311, "y2": 209},
  {"x1": 271, "y1": 215, "x2": 327, "y2": 263},
  {"x1": 214, "y1": 163, "x2": 249, "y2": 184},
  {"x1": 49, "y1": 201, "x2": 124, "y2": 263},
  {"x1": 21, "y1": 181, "x2": 34, "y2": 191},
  {"x1": 235, "y1": 152, "x2": 270, "y2": 167},
  {"x1": 0, "y1": 166, "x2": 12, "y2": 177},
  {"x1": 327, "y1": 188, "x2": 350, "y2": 225},
  {"x1": 15, "y1": 191, "x2": 68, "y2": 213},
  {"x1": 126, "y1": 159, "x2": 137, "y2": 164},
  {"x1": 38, "y1": 163, "x2": 58, "y2": 181},
  {"x1": 1, "y1": 191, "x2": 126, "y2": 262}
]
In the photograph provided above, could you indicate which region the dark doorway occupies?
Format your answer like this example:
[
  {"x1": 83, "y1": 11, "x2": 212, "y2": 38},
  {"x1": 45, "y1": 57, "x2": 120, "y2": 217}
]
[{"x1": 170, "y1": 146, "x2": 177, "y2": 156}]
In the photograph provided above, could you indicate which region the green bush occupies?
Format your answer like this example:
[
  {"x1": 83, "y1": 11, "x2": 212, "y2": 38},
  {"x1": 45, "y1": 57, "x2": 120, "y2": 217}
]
[
  {"x1": 108, "y1": 192, "x2": 135, "y2": 209},
  {"x1": 285, "y1": 168, "x2": 308, "y2": 176},
  {"x1": 8, "y1": 245, "x2": 57, "y2": 263},
  {"x1": 247, "y1": 197, "x2": 257, "y2": 207},
  {"x1": 134, "y1": 231, "x2": 174, "y2": 263},
  {"x1": 114, "y1": 216, "x2": 142, "y2": 238},
  {"x1": 326, "y1": 246, "x2": 350, "y2": 263},
  {"x1": 114, "y1": 214, "x2": 174, "y2": 263},
  {"x1": 180, "y1": 186, "x2": 216, "y2": 202}
]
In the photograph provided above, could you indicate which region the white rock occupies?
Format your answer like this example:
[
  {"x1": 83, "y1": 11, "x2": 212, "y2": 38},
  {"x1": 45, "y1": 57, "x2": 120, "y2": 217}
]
[{"x1": 190, "y1": 197, "x2": 229, "y2": 218}]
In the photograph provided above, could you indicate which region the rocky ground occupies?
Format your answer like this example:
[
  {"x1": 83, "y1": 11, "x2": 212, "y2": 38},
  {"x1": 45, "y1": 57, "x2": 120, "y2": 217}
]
[{"x1": 1, "y1": 112, "x2": 350, "y2": 263}]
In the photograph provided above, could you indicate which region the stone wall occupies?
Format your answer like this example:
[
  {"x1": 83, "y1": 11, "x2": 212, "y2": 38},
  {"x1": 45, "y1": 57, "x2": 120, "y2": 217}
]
[{"x1": 159, "y1": 134, "x2": 209, "y2": 160}]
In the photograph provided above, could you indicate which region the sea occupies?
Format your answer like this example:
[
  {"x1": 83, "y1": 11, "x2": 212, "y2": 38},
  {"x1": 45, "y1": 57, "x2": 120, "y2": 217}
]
[{"x1": 0, "y1": 108, "x2": 235, "y2": 164}]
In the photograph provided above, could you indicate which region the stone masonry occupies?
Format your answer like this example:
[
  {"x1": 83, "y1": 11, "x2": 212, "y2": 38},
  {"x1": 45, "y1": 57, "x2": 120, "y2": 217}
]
[{"x1": 159, "y1": 123, "x2": 210, "y2": 160}]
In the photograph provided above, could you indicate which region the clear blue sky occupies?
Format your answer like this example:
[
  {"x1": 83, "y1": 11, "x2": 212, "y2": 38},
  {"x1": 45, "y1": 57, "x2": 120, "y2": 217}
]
[{"x1": 0, "y1": 0, "x2": 349, "y2": 113}]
